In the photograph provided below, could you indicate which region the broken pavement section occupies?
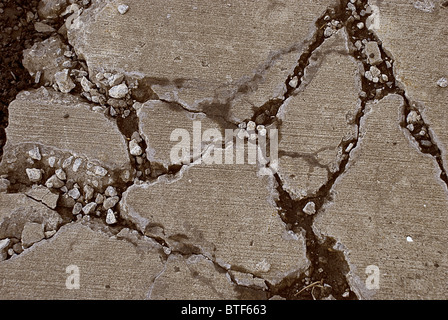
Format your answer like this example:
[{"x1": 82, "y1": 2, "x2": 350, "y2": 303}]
[
  {"x1": 0, "y1": 223, "x2": 164, "y2": 299},
  {"x1": 314, "y1": 95, "x2": 448, "y2": 299},
  {"x1": 121, "y1": 163, "x2": 309, "y2": 286},
  {"x1": 67, "y1": 0, "x2": 337, "y2": 119},
  {"x1": 369, "y1": 0, "x2": 448, "y2": 166},
  {"x1": 276, "y1": 30, "x2": 361, "y2": 200},
  {"x1": 2, "y1": 87, "x2": 130, "y2": 170}
]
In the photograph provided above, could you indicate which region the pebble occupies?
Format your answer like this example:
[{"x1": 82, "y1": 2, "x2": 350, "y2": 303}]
[
  {"x1": 105, "y1": 186, "x2": 118, "y2": 197},
  {"x1": 437, "y1": 77, "x2": 448, "y2": 88},
  {"x1": 62, "y1": 156, "x2": 74, "y2": 169},
  {"x1": 26, "y1": 168, "x2": 42, "y2": 182},
  {"x1": 28, "y1": 146, "x2": 41, "y2": 160},
  {"x1": 109, "y1": 73, "x2": 125, "y2": 87},
  {"x1": 357, "y1": 22, "x2": 364, "y2": 29},
  {"x1": 94, "y1": 166, "x2": 108, "y2": 177},
  {"x1": 82, "y1": 202, "x2": 97, "y2": 215},
  {"x1": 45, "y1": 174, "x2": 65, "y2": 189},
  {"x1": 68, "y1": 187, "x2": 81, "y2": 200},
  {"x1": 106, "y1": 209, "x2": 117, "y2": 225},
  {"x1": 80, "y1": 76, "x2": 94, "y2": 92},
  {"x1": 129, "y1": 139, "x2": 143, "y2": 156},
  {"x1": 303, "y1": 201, "x2": 316, "y2": 215},
  {"x1": 21, "y1": 222, "x2": 45, "y2": 248},
  {"x1": 324, "y1": 26, "x2": 334, "y2": 38},
  {"x1": 83, "y1": 185, "x2": 94, "y2": 201},
  {"x1": 103, "y1": 196, "x2": 120, "y2": 210},
  {"x1": 131, "y1": 131, "x2": 142, "y2": 143},
  {"x1": 45, "y1": 230, "x2": 57, "y2": 238},
  {"x1": 109, "y1": 83, "x2": 129, "y2": 99},
  {"x1": 55, "y1": 168, "x2": 67, "y2": 180},
  {"x1": 117, "y1": 4, "x2": 129, "y2": 15},
  {"x1": 365, "y1": 41, "x2": 382, "y2": 66},
  {"x1": 407, "y1": 110, "x2": 421, "y2": 124},
  {"x1": 54, "y1": 69, "x2": 76, "y2": 93},
  {"x1": 72, "y1": 202, "x2": 82, "y2": 215},
  {"x1": 95, "y1": 193, "x2": 105, "y2": 204},
  {"x1": 48, "y1": 156, "x2": 56, "y2": 168},
  {"x1": 288, "y1": 76, "x2": 299, "y2": 88},
  {"x1": 73, "y1": 158, "x2": 82, "y2": 172}
]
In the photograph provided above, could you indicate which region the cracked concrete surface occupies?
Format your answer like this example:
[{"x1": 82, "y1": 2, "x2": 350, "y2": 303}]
[{"x1": 0, "y1": 0, "x2": 447, "y2": 300}]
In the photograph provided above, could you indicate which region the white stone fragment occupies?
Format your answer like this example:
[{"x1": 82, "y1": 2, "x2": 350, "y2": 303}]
[
  {"x1": 129, "y1": 139, "x2": 143, "y2": 156},
  {"x1": 82, "y1": 202, "x2": 97, "y2": 215},
  {"x1": 104, "y1": 186, "x2": 118, "y2": 197},
  {"x1": 55, "y1": 168, "x2": 66, "y2": 180},
  {"x1": 72, "y1": 158, "x2": 83, "y2": 172},
  {"x1": 54, "y1": 69, "x2": 76, "y2": 93},
  {"x1": 62, "y1": 156, "x2": 74, "y2": 169},
  {"x1": 117, "y1": 4, "x2": 129, "y2": 15},
  {"x1": 303, "y1": 201, "x2": 316, "y2": 215},
  {"x1": 93, "y1": 166, "x2": 108, "y2": 177},
  {"x1": 109, "y1": 83, "x2": 129, "y2": 99},
  {"x1": 106, "y1": 209, "x2": 117, "y2": 225},
  {"x1": 48, "y1": 156, "x2": 56, "y2": 168},
  {"x1": 68, "y1": 188, "x2": 81, "y2": 200},
  {"x1": 28, "y1": 146, "x2": 41, "y2": 160},
  {"x1": 437, "y1": 77, "x2": 448, "y2": 88},
  {"x1": 26, "y1": 168, "x2": 42, "y2": 182}
]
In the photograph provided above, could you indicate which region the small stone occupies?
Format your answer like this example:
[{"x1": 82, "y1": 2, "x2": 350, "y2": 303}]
[
  {"x1": 357, "y1": 22, "x2": 364, "y2": 29},
  {"x1": 95, "y1": 72, "x2": 104, "y2": 81},
  {"x1": 72, "y1": 158, "x2": 83, "y2": 172},
  {"x1": 129, "y1": 139, "x2": 143, "y2": 156},
  {"x1": 437, "y1": 77, "x2": 448, "y2": 88},
  {"x1": 34, "y1": 21, "x2": 55, "y2": 33},
  {"x1": 21, "y1": 222, "x2": 45, "y2": 248},
  {"x1": 117, "y1": 4, "x2": 129, "y2": 14},
  {"x1": 54, "y1": 69, "x2": 76, "y2": 93},
  {"x1": 109, "y1": 107, "x2": 117, "y2": 117},
  {"x1": 246, "y1": 121, "x2": 256, "y2": 131},
  {"x1": 103, "y1": 196, "x2": 119, "y2": 210},
  {"x1": 93, "y1": 166, "x2": 107, "y2": 177},
  {"x1": 95, "y1": 193, "x2": 105, "y2": 204},
  {"x1": 0, "y1": 238, "x2": 10, "y2": 252},
  {"x1": 45, "y1": 174, "x2": 65, "y2": 189},
  {"x1": 288, "y1": 76, "x2": 299, "y2": 88},
  {"x1": 406, "y1": 236, "x2": 414, "y2": 243},
  {"x1": 109, "y1": 73, "x2": 125, "y2": 87},
  {"x1": 62, "y1": 156, "x2": 74, "y2": 169},
  {"x1": 82, "y1": 202, "x2": 97, "y2": 215},
  {"x1": 420, "y1": 140, "x2": 432, "y2": 147},
  {"x1": 381, "y1": 74, "x2": 389, "y2": 83},
  {"x1": 407, "y1": 111, "x2": 421, "y2": 124},
  {"x1": 303, "y1": 201, "x2": 316, "y2": 215},
  {"x1": 80, "y1": 76, "x2": 94, "y2": 92},
  {"x1": 28, "y1": 146, "x2": 41, "y2": 160},
  {"x1": 364, "y1": 70, "x2": 373, "y2": 82},
  {"x1": 26, "y1": 168, "x2": 42, "y2": 182},
  {"x1": 45, "y1": 230, "x2": 57, "y2": 238},
  {"x1": 48, "y1": 156, "x2": 56, "y2": 167},
  {"x1": 342, "y1": 291, "x2": 350, "y2": 298},
  {"x1": 83, "y1": 185, "x2": 94, "y2": 201},
  {"x1": 370, "y1": 66, "x2": 381, "y2": 78},
  {"x1": 104, "y1": 186, "x2": 118, "y2": 197},
  {"x1": 106, "y1": 209, "x2": 117, "y2": 225},
  {"x1": 68, "y1": 187, "x2": 81, "y2": 200},
  {"x1": 324, "y1": 26, "x2": 334, "y2": 38},
  {"x1": 55, "y1": 168, "x2": 66, "y2": 180},
  {"x1": 109, "y1": 83, "x2": 128, "y2": 99},
  {"x1": 365, "y1": 41, "x2": 382, "y2": 66},
  {"x1": 72, "y1": 202, "x2": 82, "y2": 215},
  {"x1": 13, "y1": 243, "x2": 23, "y2": 254}
]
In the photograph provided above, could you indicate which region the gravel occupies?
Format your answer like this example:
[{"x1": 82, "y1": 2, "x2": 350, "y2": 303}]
[
  {"x1": 106, "y1": 209, "x2": 117, "y2": 224},
  {"x1": 129, "y1": 139, "x2": 143, "y2": 156},
  {"x1": 54, "y1": 69, "x2": 76, "y2": 93},
  {"x1": 437, "y1": 77, "x2": 448, "y2": 88},
  {"x1": 109, "y1": 83, "x2": 129, "y2": 99},
  {"x1": 117, "y1": 4, "x2": 129, "y2": 15},
  {"x1": 26, "y1": 168, "x2": 42, "y2": 182},
  {"x1": 28, "y1": 146, "x2": 41, "y2": 160}
]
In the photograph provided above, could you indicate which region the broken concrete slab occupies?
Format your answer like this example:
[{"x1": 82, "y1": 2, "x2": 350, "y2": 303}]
[
  {"x1": 25, "y1": 185, "x2": 60, "y2": 209},
  {"x1": 369, "y1": 0, "x2": 448, "y2": 166},
  {"x1": 0, "y1": 223, "x2": 164, "y2": 299},
  {"x1": 22, "y1": 36, "x2": 71, "y2": 85},
  {"x1": 136, "y1": 100, "x2": 227, "y2": 167},
  {"x1": 314, "y1": 95, "x2": 448, "y2": 299},
  {"x1": 277, "y1": 30, "x2": 360, "y2": 200},
  {"x1": 21, "y1": 222, "x2": 45, "y2": 248},
  {"x1": 121, "y1": 163, "x2": 309, "y2": 285},
  {"x1": 68, "y1": 0, "x2": 336, "y2": 116},
  {"x1": 2, "y1": 87, "x2": 130, "y2": 170},
  {"x1": 0, "y1": 193, "x2": 62, "y2": 240},
  {"x1": 150, "y1": 254, "x2": 239, "y2": 299}
]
